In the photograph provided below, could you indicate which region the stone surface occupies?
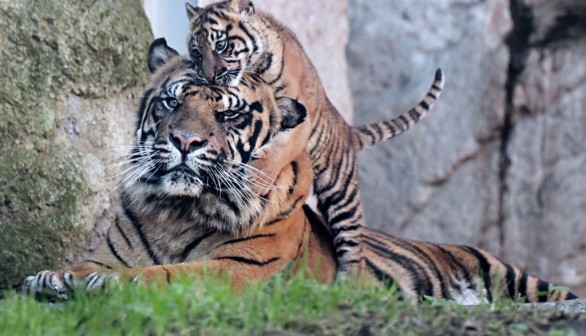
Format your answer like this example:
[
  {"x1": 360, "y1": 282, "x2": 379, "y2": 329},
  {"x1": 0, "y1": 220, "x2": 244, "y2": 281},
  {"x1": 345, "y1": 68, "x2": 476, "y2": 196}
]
[
  {"x1": 522, "y1": 299, "x2": 586, "y2": 314},
  {"x1": 198, "y1": 0, "x2": 353, "y2": 121},
  {"x1": 348, "y1": 0, "x2": 586, "y2": 296},
  {"x1": 0, "y1": 0, "x2": 152, "y2": 290}
]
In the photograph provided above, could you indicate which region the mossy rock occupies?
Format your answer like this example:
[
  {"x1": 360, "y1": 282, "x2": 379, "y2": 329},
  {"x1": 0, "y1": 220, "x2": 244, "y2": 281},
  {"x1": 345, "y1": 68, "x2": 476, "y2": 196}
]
[{"x1": 0, "y1": 0, "x2": 152, "y2": 290}]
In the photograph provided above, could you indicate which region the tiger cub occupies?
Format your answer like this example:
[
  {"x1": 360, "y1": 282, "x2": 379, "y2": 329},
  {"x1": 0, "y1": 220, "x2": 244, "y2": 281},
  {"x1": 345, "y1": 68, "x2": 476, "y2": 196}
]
[
  {"x1": 22, "y1": 39, "x2": 336, "y2": 299},
  {"x1": 185, "y1": 0, "x2": 445, "y2": 278}
]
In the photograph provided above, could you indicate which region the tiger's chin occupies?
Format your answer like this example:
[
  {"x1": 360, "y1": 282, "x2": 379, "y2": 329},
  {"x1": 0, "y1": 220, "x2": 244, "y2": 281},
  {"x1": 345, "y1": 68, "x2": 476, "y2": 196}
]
[{"x1": 158, "y1": 170, "x2": 204, "y2": 198}]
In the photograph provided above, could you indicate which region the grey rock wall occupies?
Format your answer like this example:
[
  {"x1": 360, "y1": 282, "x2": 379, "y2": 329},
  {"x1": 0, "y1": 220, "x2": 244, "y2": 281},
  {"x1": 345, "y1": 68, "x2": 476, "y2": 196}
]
[
  {"x1": 348, "y1": 0, "x2": 586, "y2": 295},
  {"x1": 0, "y1": 0, "x2": 152, "y2": 290}
]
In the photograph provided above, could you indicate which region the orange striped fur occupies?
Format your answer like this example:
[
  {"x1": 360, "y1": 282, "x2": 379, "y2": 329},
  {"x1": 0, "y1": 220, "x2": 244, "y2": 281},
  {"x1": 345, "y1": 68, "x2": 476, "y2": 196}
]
[
  {"x1": 22, "y1": 40, "x2": 577, "y2": 304},
  {"x1": 186, "y1": 0, "x2": 444, "y2": 278}
]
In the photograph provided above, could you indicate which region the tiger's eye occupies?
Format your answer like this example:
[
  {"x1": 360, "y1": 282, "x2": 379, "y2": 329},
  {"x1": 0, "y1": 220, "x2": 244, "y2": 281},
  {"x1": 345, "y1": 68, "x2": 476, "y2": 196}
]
[
  {"x1": 164, "y1": 98, "x2": 179, "y2": 109},
  {"x1": 223, "y1": 110, "x2": 241, "y2": 121},
  {"x1": 216, "y1": 40, "x2": 227, "y2": 53}
]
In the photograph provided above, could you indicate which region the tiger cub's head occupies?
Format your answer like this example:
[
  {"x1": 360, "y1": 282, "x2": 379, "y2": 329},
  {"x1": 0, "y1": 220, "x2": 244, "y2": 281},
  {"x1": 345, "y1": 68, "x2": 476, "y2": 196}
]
[
  {"x1": 125, "y1": 38, "x2": 306, "y2": 233},
  {"x1": 185, "y1": 0, "x2": 274, "y2": 86}
]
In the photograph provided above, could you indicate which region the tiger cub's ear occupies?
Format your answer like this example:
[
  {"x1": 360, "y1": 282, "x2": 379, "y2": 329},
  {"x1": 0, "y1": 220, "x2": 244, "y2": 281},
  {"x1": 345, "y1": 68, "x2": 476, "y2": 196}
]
[
  {"x1": 228, "y1": 0, "x2": 255, "y2": 17},
  {"x1": 148, "y1": 38, "x2": 180, "y2": 73},
  {"x1": 185, "y1": 2, "x2": 203, "y2": 21},
  {"x1": 279, "y1": 98, "x2": 307, "y2": 130}
]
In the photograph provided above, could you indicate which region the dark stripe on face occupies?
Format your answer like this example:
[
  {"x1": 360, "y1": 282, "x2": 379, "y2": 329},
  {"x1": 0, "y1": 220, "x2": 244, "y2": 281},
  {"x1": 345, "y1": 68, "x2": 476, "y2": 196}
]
[
  {"x1": 255, "y1": 52, "x2": 273, "y2": 75},
  {"x1": 213, "y1": 256, "x2": 280, "y2": 266},
  {"x1": 238, "y1": 21, "x2": 258, "y2": 54},
  {"x1": 123, "y1": 206, "x2": 162, "y2": 265},
  {"x1": 267, "y1": 56, "x2": 285, "y2": 85},
  {"x1": 248, "y1": 119, "x2": 263, "y2": 151},
  {"x1": 136, "y1": 88, "x2": 154, "y2": 131}
]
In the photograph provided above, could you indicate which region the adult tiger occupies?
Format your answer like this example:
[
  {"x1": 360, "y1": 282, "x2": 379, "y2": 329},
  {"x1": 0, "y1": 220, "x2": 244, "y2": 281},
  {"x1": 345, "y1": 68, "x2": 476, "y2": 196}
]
[
  {"x1": 22, "y1": 40, "x2": 577, "y2": 304},
  {"x1": 185, "y1": 0, "x2": 445, "y2": 279},
  {"x1": 22, "y1": 38, "x2": 336, "y2": 299}
]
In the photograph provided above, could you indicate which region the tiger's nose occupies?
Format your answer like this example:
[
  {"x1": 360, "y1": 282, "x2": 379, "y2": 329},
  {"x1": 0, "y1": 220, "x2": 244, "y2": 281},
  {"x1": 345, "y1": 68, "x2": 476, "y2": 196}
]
[{"x1": 170, "y1": 132, "x2": 207, "y2": 153}]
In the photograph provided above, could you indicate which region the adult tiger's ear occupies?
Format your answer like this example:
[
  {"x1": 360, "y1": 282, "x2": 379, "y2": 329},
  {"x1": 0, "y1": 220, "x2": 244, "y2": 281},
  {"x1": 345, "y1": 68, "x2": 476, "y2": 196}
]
[
  {"x1": 279, "y1": 98, "x2": 307, "y2": 130},
  {"x1": 228, "y1": 0, "x2": 255, "y2": 17},
  {"x1": 148, "y1": 38, "x2": 179, "y2": 73},
  {"x1": 185, "y1": 2, "x2": 203, "y2": 21}
]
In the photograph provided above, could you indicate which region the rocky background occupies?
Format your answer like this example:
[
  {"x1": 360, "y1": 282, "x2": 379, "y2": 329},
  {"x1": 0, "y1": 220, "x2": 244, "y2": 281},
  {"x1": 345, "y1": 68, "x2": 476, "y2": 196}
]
[
  {"x1": 0, "y1": 0, "x2": 152, "y2": 291},
  {"x1": 1, "y1": 0, "x2": 584, "y2": 297},
  {"x1": 349, "y1": 0, "x2": 586, "y2": 295}
]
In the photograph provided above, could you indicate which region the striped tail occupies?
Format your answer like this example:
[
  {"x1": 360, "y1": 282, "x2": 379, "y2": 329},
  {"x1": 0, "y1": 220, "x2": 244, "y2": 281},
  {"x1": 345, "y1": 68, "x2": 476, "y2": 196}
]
[{"x1": 352, "y1": 68, "x2": 445, "y2": 151}]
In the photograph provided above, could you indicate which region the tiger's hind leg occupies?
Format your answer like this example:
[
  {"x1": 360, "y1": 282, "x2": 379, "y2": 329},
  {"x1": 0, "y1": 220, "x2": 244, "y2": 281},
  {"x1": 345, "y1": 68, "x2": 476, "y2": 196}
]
[{"x1": 314, "y1": 148, "x2": 366, "y2": 279}]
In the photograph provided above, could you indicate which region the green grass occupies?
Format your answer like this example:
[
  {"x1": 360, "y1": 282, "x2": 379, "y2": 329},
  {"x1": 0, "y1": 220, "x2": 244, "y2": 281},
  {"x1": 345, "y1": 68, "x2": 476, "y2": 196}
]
[{"x1": 0, "y1": 270, "x2": 584, "y2": 336}]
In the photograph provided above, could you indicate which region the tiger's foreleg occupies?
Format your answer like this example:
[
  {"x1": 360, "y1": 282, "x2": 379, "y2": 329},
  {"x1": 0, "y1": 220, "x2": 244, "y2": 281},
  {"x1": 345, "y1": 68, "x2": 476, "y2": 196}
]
[
  {"x1": 22, "y1": 258, "x2": 286, "y2": 300},
  {"x1": 314, "y1": 148, "x2": 366, "y2": 279},
  {"x1": 249, "y1": 111, "x2": 311, "y2": 195}
]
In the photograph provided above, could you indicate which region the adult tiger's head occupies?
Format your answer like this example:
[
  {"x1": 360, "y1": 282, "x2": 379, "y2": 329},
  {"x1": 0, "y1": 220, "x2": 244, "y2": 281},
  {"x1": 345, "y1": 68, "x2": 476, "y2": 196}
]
[
  {"x1": 124, "y1": 38, "x2": 307, "y2": 233},
  {"x1": 185, "y1": 0, "x2": 277, "y2": 86}
]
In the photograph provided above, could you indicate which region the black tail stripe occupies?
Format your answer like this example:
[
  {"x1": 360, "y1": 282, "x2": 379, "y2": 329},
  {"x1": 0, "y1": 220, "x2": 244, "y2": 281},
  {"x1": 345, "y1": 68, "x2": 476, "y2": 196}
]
[
  {"x1": 504, "y1": 264, "x2": 517, "y2": 299},
  {"x1": 365, "y1": 258, "x2": 396, "y2": 288},
  {"x1": 518, "y1": 271, "x2": 528, "y2": 303},
  {"x1": 536, "y1": 279, "x2": 550, "y2": 302},
  {"x1": 363, "y1": 239, "x2": 433, "y2": 297},
  {"x1": 436, "y1": 246, "x2": 473, "y2": 284},
  {"x1": 463, "y1": 246, "x2": 493, "y2": 302},
  {"x1": 392, "y1": 241, "x2": 450, "y2": 299}
]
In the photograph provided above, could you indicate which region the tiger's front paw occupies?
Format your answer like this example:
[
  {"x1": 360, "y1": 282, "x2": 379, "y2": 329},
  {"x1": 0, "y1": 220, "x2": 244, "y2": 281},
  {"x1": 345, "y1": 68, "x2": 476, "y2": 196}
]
[
  {"x1": 22, "y1": 270, "x2": 121, "y2": 301},
  {"x1": 83, "y1": 271, "x2": 121, "y2": 293},
  {"x1": 22, "y1": 270, "x2": 75, "y2": 301}
]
